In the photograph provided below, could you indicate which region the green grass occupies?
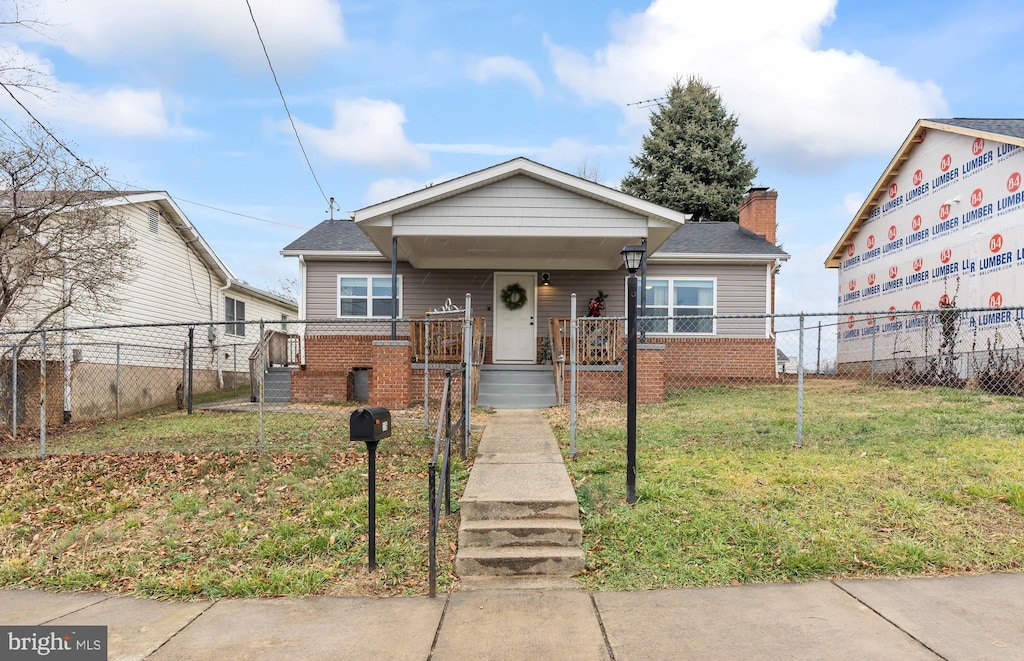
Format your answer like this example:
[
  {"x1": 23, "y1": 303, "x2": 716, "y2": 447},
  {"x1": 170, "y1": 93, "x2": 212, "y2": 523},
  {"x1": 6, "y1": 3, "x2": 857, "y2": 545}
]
[
  {"x1": 547, "y1": 381, "x2": 1024, "y2": 590},
  {"x1": 0, "y1": 408, "x2": 477, "y2": 599}
]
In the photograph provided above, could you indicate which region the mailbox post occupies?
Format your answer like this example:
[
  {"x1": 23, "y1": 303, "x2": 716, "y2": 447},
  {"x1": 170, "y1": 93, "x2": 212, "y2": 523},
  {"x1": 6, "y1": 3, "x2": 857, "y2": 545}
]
[{"x1": 349, "y1": 407, "x2": 392, "y2": 571}]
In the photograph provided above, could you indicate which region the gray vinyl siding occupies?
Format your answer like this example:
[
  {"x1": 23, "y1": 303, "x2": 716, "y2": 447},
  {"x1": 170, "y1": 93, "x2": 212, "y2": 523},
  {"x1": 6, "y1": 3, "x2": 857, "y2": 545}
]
[
  {"x1": 305, "y1": 261, "x2": 769, "y2": 338},
  {"x1": 394, "y1": 175, "x2": 645, "y2": 232}
]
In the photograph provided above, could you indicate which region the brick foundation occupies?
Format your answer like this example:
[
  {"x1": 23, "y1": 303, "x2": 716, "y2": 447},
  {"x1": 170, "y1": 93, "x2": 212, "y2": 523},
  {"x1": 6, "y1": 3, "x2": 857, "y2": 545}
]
[{"x1": 661, "y1": 336, "x2": 777, "y2": 385}]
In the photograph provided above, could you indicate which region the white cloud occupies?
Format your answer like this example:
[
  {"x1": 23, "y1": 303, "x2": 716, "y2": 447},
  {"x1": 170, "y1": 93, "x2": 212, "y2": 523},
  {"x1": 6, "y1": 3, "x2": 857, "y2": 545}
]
[
  {"x1": 363, "y1": 173, "x2": 461, "y2": 206},
  {"x1": 292, "y1": 98, "x2": 428, "y2": 170},
  {"x1": 29, "y1": 0, "x2": 343, "y2": 69},
  {"x1": 0, "y1": 46, "x2": 183, "y2": 138},
  {"x1": 468, "y1": 55, "x2": 543, "y2": 96},
  {"x1": 547, "y1": 0, "x2": 947, "y2": 168},
  {"x1": 841, "y1": 192, "x2": 865, "y2": 217}
]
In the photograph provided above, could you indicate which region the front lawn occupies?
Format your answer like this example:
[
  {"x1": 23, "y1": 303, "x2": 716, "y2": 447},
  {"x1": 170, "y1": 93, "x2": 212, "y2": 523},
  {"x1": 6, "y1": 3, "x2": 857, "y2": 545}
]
[
  {"x1": 548, "y1": 381, "x2": 1024, "y2": 590},
  {"x1": 0, "y1": 409, "x2": 472, "y2": 598}
]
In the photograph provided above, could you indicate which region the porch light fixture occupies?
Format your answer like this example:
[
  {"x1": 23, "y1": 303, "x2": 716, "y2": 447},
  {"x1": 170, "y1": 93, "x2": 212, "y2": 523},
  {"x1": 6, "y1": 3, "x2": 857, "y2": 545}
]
[
  {"x1": 620, "y1": 245, "x2": 645, "y2": 272},
  {"x1": 541, "y1": 272, "x2": 551, "y2": 286},
  {"x1": 621, "y1": 243, "x2": 646, "y2": 505}
]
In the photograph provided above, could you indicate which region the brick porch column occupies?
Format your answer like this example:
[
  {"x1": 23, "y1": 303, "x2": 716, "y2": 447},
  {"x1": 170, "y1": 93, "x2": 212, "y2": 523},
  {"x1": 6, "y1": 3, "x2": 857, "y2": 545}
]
[
  {"x1": 370, "y1": 340, "x2": 412, "y2": 409},
  {"x1": 637, "y1": 344, "x2": 665, "y2": 404}
]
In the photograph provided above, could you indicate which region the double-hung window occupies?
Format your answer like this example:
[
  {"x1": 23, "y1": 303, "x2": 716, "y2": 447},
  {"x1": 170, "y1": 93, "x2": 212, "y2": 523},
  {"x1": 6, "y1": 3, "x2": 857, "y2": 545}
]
[
  {"x1": 338, "y1": 275, "x2": 402, "y2": 318},
  {"x1": 225, "y1": 296, "x2": 246, "y2": 336},
  {"x1": 639, "y1": 278, "x2": 716, "y2": 334}
]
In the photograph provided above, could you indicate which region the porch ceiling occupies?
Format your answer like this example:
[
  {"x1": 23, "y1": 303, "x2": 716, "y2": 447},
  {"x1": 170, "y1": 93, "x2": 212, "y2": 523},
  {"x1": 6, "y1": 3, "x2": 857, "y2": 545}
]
[{"x1": 361, "y1": 223, "x2": 679, "y2": 270}]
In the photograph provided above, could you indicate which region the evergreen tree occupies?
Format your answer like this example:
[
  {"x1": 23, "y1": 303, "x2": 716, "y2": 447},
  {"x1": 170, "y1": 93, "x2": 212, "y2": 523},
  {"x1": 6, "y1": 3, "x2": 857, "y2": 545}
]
[{"x1": 622, "y1": 76, "x2": 757, "y2": 222}]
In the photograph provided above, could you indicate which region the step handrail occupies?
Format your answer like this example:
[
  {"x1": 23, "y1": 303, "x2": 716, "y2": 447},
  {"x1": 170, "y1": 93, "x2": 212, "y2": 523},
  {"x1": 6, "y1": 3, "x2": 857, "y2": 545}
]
[{"x1": 427, "y1": 369, "x2": 464, "y2": 598}]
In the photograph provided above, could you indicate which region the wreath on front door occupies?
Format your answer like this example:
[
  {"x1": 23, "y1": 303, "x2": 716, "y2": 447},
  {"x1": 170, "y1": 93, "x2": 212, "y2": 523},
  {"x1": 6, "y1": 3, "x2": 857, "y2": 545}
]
[{"x1": 500, "y1": 282, "x2": 528, "y2": 310}]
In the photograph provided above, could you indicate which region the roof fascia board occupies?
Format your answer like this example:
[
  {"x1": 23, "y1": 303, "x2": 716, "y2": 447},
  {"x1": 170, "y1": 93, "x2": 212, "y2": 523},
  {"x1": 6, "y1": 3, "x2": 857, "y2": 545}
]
[
  {"x1": 280, "y1": 250, "x2": 386, "y2": 260},
  {"x1": 650, "y1": 253, "x2": 790, "y2": 264}
]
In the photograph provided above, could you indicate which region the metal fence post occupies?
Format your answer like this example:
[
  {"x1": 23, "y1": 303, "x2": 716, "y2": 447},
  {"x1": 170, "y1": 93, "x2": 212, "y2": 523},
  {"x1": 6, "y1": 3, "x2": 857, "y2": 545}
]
[
  {"x1": 816, "y1": 321, "x2": 822, "y2": 375},
  {"x1": 62, "y1": 329, "x2": 71, "y2": 424},
  {"x1": 796, "y1": 314, "x2": 804, "y2": 449},
  {"x1": 187, "y1": 326, "x2": 195, "y2": 414},
  {"x1": 258, "y1": 320, "x2": 265, "y2": 455},
  {"x1": 39, "y1": 330, "x2": 46, "y2": 458},
  {"x1": 115, "y1": 343, "x2": 121, "y2": 420},
  {"x1": 569, "y1": 293, "x2": 578, "y2": 458},
  {"x1": 870, "y1": 316, "x2": 877, "y2": 381},
  {"x1": 424, "y1": 318, "x2": 430, "y2": 436},
  {"x1": 428, "y1": 461, "x2": 437, "y2": 598},
  {"x1": 11, "y1": 344, "x2": 18, "y2": 441},
  {"x1": 464, "y1": 292, "x2": 472, "y2": 456}
]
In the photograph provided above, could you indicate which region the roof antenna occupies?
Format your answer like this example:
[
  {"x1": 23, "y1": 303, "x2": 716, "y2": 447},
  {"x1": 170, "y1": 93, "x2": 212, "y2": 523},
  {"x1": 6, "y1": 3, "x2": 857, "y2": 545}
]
[{"x1": 326, "y1": 196, "x2": 339, "y2": 220}]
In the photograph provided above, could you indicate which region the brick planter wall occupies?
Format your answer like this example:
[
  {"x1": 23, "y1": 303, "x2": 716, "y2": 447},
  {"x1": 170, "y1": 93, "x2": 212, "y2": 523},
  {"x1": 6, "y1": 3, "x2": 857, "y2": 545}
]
[
  {"x1": 370, "y1": 340, "x2": 412, "y2": 409},
  {"x1": 661, "y1": 336, "x2": 777, "y2": 385},
  {"x1": 291, "y1": 334, "x2": 380, "y2": 403}
]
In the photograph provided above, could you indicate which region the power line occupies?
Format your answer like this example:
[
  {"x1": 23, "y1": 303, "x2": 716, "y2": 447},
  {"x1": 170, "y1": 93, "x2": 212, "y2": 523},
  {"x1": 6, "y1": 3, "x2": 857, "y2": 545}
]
[
  {"x1": 244, "y1": 0, "x2": 330, "y2": 207},
  {"x1": 0, "y1": 80, "x2": 129, "y2": 200},
  {"x1": 171, "y1": 195, "x2": 306, "y2": 229}
]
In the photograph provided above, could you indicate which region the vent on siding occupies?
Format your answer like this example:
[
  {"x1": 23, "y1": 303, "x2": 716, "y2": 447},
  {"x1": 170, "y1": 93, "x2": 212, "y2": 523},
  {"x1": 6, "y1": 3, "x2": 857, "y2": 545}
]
[{"x1": 148, "y1": 209, "x2": 159, "y2": 234}]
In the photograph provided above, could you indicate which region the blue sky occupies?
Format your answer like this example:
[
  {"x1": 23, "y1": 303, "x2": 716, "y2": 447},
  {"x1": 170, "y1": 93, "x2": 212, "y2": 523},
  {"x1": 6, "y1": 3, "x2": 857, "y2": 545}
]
[{"x1": 2, "y1": 0, "x2": 1022, "y2": 314}]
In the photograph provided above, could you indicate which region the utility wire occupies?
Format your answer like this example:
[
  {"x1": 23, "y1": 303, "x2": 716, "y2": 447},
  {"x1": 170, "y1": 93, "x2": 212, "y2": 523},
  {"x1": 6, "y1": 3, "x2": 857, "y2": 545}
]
[
  {"x1": 244, "y1": 0, "x2": 330, "y2": 207},
  {"x1": 0, "y1": 80, "x2": 128, "y2": 200}
]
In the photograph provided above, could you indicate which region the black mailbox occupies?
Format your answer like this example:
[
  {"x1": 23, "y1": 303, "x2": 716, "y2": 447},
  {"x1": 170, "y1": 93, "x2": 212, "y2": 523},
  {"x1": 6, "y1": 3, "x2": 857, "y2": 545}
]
[{"x1": 350, "y1": 407, "x2": 392, "y2": 443}]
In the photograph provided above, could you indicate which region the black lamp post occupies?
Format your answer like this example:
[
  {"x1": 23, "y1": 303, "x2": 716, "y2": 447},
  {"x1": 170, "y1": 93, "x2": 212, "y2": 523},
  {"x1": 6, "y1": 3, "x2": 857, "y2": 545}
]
[{"x1": 620, "y1": 244, "x2": 645, "y2": 505}]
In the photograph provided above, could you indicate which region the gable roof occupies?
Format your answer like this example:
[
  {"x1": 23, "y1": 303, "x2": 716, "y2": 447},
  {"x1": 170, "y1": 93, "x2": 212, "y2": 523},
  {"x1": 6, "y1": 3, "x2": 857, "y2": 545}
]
[
  {"x1": 825, "y1": 118, "x2": 1024, "y2": 268},
  {"x1": 351, "y1": 157, "x2": 690, "y2": 226}
]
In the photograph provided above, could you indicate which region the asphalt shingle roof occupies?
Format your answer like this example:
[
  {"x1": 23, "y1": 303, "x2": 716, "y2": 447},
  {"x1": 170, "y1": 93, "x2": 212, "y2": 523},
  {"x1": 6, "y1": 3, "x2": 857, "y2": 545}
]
[
  {"x1": 927, "y1": 118, "x2": 1024, "y2": 141},
  {"x1": 654, "y1": 221, "x2": 787, "y2": 257},
  {"x1": 282, "y1": 219, "x2": 377, "y2": 252},
  {"x1": 283, "y1": 218, "x2": 786, "y2": 258}
]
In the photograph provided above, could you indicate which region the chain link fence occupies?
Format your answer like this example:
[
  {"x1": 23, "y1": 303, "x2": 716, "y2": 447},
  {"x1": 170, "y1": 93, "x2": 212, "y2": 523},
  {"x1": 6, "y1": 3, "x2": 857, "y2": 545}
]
[
  {"x1": 1, "y1": 314, "x2": 484, "y2": 458},
  {"x1": 563, "y1": 304, "x2": 1024, "y2": 452}
]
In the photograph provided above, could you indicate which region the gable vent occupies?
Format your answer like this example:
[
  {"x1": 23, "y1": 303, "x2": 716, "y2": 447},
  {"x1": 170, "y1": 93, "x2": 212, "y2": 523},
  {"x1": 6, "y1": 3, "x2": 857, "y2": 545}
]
[{"x1": 148, "y1": 208, "x2": 159, "y2": 234}]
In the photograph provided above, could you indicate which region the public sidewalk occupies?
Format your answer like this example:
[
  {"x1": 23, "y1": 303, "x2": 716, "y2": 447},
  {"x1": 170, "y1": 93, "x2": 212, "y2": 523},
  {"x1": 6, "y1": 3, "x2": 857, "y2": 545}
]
[{"x1": 2, "y1": 572, "x2": 1023, "y2": 659}]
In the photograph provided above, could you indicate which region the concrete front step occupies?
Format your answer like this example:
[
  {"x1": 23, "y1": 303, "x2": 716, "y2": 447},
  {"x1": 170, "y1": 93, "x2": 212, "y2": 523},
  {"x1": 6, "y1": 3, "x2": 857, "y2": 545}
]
[
  {"x1": 477, "y1": 366, "x2": 558, "y2": 409},
  {"x1": 459, "y1": 518, "x2": 583, "y2": 548},
  {"x1": 455, "y1": 546, "x2": 585, "y2": 577}
]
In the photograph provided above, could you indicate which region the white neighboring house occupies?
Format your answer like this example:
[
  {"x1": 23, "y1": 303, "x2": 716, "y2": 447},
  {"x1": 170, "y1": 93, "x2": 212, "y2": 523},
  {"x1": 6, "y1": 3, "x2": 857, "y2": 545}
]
[{"x1": 1, "y1": 191, "x2": 297, "y2": 422}]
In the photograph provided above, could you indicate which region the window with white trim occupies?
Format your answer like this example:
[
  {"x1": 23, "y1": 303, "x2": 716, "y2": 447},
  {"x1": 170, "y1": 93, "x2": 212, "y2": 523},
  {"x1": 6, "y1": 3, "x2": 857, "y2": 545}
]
[
  {"x1": 338, "y1": 275, "x2": 402, "y2": 318},
  {"x1": 638, "y1": 278, "x2": 716, "y2": 334},
  {"x1": 225, "y1": 297, "x2": 246, "y2": 336}
]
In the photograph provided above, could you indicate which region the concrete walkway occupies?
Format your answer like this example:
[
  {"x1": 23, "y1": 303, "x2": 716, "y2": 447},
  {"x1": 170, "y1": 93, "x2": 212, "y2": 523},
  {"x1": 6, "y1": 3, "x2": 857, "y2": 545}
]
[
  {"x1": 456, "y1": 409, "x2": 583, "y2": 581},
  {"x1": 3, "y1": 573, "x2": 1023, "y2": 659}
]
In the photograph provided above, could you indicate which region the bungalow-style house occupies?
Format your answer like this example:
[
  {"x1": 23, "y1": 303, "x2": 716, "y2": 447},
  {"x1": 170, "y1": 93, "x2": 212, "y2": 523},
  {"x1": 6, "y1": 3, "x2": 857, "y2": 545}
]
[
  {"x1": 1, "y1": 191, "x2": 297, "y2": 425},
  {"x1": 281, "y1": 158, "x2": 788, "y2": 408}
]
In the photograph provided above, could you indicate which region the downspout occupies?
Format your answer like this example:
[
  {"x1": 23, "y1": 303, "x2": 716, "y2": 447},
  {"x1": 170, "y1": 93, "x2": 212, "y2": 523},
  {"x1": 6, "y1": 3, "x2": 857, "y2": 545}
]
[
  {"x1": 217, "y1": 279, "x2": 232, "y2": 388},
  {"x1": 298, "y1": 255, "x2": 307, "y2": 366},
  {"x1": 391, "y1": 236, "x2": 398, "y2": 341}
]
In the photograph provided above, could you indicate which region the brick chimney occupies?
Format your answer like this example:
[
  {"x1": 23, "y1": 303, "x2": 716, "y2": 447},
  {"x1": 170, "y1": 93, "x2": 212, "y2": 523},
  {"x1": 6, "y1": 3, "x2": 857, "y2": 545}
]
[{"x1": 737, "y1": 187, "x2": 778, "y2": 245}]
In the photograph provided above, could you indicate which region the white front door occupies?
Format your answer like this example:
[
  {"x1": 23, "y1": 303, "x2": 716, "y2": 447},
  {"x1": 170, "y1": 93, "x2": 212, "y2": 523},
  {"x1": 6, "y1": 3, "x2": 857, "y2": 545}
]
[{"x1": 493, "y1": 272, "x2": 536, "y2": 363}]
